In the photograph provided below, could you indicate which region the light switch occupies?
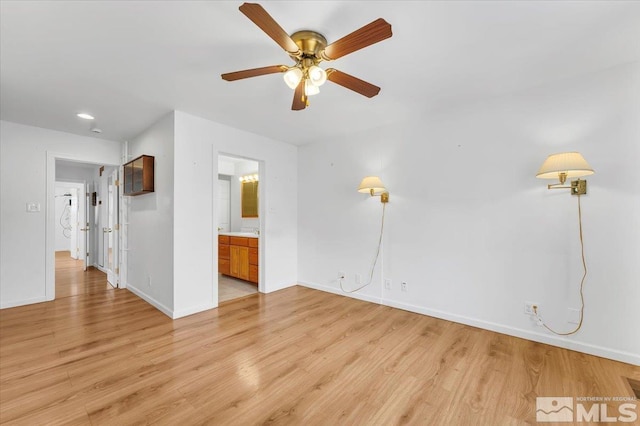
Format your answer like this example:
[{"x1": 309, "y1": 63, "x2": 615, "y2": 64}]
[{"x1": 26, "y1": 202, "x2": 40, "y2": 212}]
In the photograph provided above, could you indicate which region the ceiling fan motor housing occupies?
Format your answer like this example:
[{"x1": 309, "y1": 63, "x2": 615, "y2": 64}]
[{"x1": 290, "y1": 31, "x2": 327, "y2": 62}]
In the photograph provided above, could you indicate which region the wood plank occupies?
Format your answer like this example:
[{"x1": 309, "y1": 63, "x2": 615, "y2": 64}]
[{"x1": 1, "y1": 282, "x2": 638, "y2": 424}]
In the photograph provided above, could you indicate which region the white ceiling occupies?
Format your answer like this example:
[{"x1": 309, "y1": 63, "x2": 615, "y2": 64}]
[{"x1": 1, "y1": 1, "x2": 639, "y2": 146}]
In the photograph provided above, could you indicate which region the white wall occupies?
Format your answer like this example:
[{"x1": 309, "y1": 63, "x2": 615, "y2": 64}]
[
  {"x1": 173, "y1": 111, "x2": 298, "y2": 317},
  {"x1": 125, "y1": 112, "x2": 175, "y2": 316},
  {"x1": 297, "y1": 62, "x2": 640, "y2": 365},
  {"x1": 0, "y1": 120, "x2": 122, "y2": 308}
]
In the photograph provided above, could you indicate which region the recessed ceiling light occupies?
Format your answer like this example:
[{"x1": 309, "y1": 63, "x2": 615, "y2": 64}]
[{"x1": 77, "y1": 113, "x2": 94, "y2": 120}]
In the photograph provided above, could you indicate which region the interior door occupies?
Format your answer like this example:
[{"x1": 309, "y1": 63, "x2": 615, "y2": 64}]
[
  {"x1": 78, "y1": 183, "x2": 88, "y2": 271},
  {"x1": 69, "y1": 188, "x2": 78, "y2": 259},
  {"x1": 105, "y1": 170, "x2": 119, "y2": 287}
]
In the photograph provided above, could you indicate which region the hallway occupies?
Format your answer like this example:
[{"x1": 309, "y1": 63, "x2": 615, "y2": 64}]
[{"x1": 55, "y1": 251, "x2": 113, "y2": 298}]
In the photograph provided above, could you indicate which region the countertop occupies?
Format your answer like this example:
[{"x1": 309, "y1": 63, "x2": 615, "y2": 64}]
[{"x1": 218, "y1": 232, "x2": 259, "y2": 238}]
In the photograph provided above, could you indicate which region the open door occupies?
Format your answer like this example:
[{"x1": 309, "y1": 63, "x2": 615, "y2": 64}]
[
  {"x1": 105, "y1": 169, "x2": 119, "y2": 287},
  {"x1": 78, "y1": 183, "x2": 89, "y2": 271}
]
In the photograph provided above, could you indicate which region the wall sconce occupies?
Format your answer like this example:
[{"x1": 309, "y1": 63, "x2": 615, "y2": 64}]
[
  {"x1": 532, "y1": 151, "x2": 594, "y2": 336},
  {"x1": 341, "y1": 176, "x2": 388, "y2": 294},
  {"x1": 535, "y1": 152, "x2": 594, "y2": 195},
  {"x1": 358, "y1": 176, "x2": 389, "y2": 203}
]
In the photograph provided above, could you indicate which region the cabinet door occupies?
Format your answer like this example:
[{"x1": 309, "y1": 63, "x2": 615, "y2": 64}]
[
  {"x1": 230, "y1": 246, "x2": 240, "y2": 277},
  {"x1": 219, "y1": 244, "x2": 230, "y2": 260},
  {"x1": 249, "y1": 265, "x2": 258, "y2": 284},
  {"x1": 219, "y1": 259, "x2": 230, "y2": 275},
  {"x1": 237, "y1": 246, "x2": 250, "y2": 280},
  {"x1": 230, "y1": 246, "x2": 250, "y2": 280},
  {"x1": 248, "y1": 247, "x2": 258, "y2": 266}
]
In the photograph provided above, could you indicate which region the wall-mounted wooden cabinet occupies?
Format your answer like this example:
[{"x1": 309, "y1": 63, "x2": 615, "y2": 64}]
[{"x1": 123, "y1": 155, "x2": 154, "y2": 196}]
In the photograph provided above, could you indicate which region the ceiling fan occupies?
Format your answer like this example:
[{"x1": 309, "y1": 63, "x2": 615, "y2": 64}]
[{"x1": 221, "y1": 2, "x2": 392, "y2": 111}]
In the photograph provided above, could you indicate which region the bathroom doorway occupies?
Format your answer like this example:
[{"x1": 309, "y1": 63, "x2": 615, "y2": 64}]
[{"x1": 217, "y1": 155, "x2": 261, "y2": 303}]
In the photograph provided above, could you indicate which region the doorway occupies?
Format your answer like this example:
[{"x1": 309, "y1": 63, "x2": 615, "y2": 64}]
[
  {"x1": 217, "y1": 154, "x2": 261, "y2": 303},
  {"x1": 52, "y1": 159, "x2": 119, "y2": 299}
]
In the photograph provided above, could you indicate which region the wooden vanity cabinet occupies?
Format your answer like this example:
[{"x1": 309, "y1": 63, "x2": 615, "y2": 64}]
[
  {"x1": 218, "y1": 235, "x2": 230, "y2": 275},
  {"x1": 218, "y1": 235, "x2": 258, "y2": 285}
]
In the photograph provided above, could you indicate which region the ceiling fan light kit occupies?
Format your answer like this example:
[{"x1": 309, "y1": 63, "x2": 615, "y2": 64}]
[{"x1": 221, "y1": 2, "x2": 393, "y2": 111}]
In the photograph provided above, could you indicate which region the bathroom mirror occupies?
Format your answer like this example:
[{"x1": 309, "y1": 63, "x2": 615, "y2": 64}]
[{"x1": 241, "y1": 181, "x2": 259, "y2": 218}]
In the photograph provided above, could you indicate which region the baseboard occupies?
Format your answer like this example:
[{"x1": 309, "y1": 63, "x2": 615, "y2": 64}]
[
  {"x1": 0, "y1": 296, "x2": 48, "y2": 309},
  {"x1": 126, "y1": 284, "x2": 173, "y2": 318},
  {"x1": 298, "y1": 280, "x2": 382, "y2": 305},
  {"x1": 172, "y1": 302, "x2": 216, "y2": 319},
  {"x1": 262, "y1": 281, "x2": 297, "y2": 294},
  {"x1": 384, "y1": 299, "x2": 639, "y2": 366},
  {"x1": 298, "y1": 281, "x2": 639, "y2": 366},
  {"x1": 94, "y1": 264, "x2": 108, "y2": 274}
]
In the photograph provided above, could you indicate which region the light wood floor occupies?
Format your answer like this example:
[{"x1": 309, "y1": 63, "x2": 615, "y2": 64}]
[
  {"x1": 55, "y1": 251, "x2": 113, "y2": 298},
  {"x1": 219, "y1": 274, "x2": 258, "y2": 304},
  {"x1": 1, "y1": 280, "x2": 638, "y2": 424}
]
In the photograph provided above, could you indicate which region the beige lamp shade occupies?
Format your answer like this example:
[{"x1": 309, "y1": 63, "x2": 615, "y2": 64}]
[
  {"x1": 358, "y1": 176, "x2": 386, "y2": 194},
  {"x1": 536, "y1": 152, "x2": 594, "y2": 179}
]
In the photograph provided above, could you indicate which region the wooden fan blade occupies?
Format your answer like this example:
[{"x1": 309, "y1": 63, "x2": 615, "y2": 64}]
[
  {"x1": 292, "y1": 80, "x2": 307, "y2": 110},
  {"x1": 326, "y1": 69, "x2": 381, "y2": 98},
  {"x1": 239, "y1": 3, "x2": 301, "y2": 56},
  {"x1": 321, "y1": 18, "x2": 392, "y2": 61},
  {"x1": 221, "y1": 65, "x2": 287, "y2": 81}
]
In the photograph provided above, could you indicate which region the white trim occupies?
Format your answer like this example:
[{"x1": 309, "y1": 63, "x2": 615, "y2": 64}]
[
  {"x1": 298, "y1": 281, "x2": 382, "y2": 305},
  {"x1": 172, "y1": 302, "x2": 216, "y2": 319},
  {"x1": 126, "y1": 285, "x2": 173, "y2": 318},
  {"x1": 46, "y1": 151, "x2": 120, "y2": 303},
  {"x1": 1, "y1": 296, "x2": 48, "y2": 309},
  {"x1": 298, "y1": 281, "x2": 640, "y2": 366}
]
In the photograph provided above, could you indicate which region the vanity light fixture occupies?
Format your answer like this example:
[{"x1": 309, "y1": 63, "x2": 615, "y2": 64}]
[
  {"x1": 239, "y1": 174, "x2": 259, "y2": 183},
  {"x1": 358, "y1": 176, "x2": 389, "y2": 203},
  {"x1": 536, "y1": 152, "x2": 594, "y2": 195}
]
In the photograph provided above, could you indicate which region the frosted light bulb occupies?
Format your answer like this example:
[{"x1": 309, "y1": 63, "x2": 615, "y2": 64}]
[
  {"x1": 304, "y1": 79, "x2": 320, "y2": 96},
  {"x1": 308, "y1": 65, "x2": 327, "y2": 86},
  {"x1": 283, "y1": 67, "x2": 303, "y2": 89}
]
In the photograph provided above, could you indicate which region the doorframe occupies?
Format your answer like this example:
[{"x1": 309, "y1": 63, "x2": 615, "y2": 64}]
[
  {"x1": 45, "y1": 152, "x2": 120, "y2": 301},
  {"x1": 214, "y1": 152, "x2": 266, "y2": 306}
]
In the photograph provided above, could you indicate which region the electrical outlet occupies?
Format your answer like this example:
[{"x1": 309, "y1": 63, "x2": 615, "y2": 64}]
[
  {"x1": 355, "y1": 274, "x2": 362, "y2": 285},
  {"x1": 384, "y1": 279, "x2": 392, "y2": 290},
  {"x1": 338, "y1": 271, "x2": 345, "y2": 280},
  {"x1": 568, "y1": 308, "x2": 581, "y2": 324},
  {"x1": 524, "y1": 301, "x2": 538, "y2": 315},
  {"x1": 401, "y1": 281, "x2": 408, "y2": 292}
]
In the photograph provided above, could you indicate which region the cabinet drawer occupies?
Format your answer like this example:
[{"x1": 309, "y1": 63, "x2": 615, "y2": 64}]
[
  {"x1": 219, "y1": 244, "x2": 230, "y2": 259},
  {"x1": 248, "y1": 238, "x2": 259, "y2": 248},
  {"x1": 229, "y1": 236, "x2": 249, "y2": 247},
  {"x1": 219, "y1": 259, "x2": 230, "y2": 275},
  {"x1": 218, "y1": 235, "x2": 229, "y2": 245},
  {"x1": 249, "y1": 265, "x2": 258, "y2": 283},
  {"x1": 249, "y1": 248, "x2": 258, "y2": 265}
]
